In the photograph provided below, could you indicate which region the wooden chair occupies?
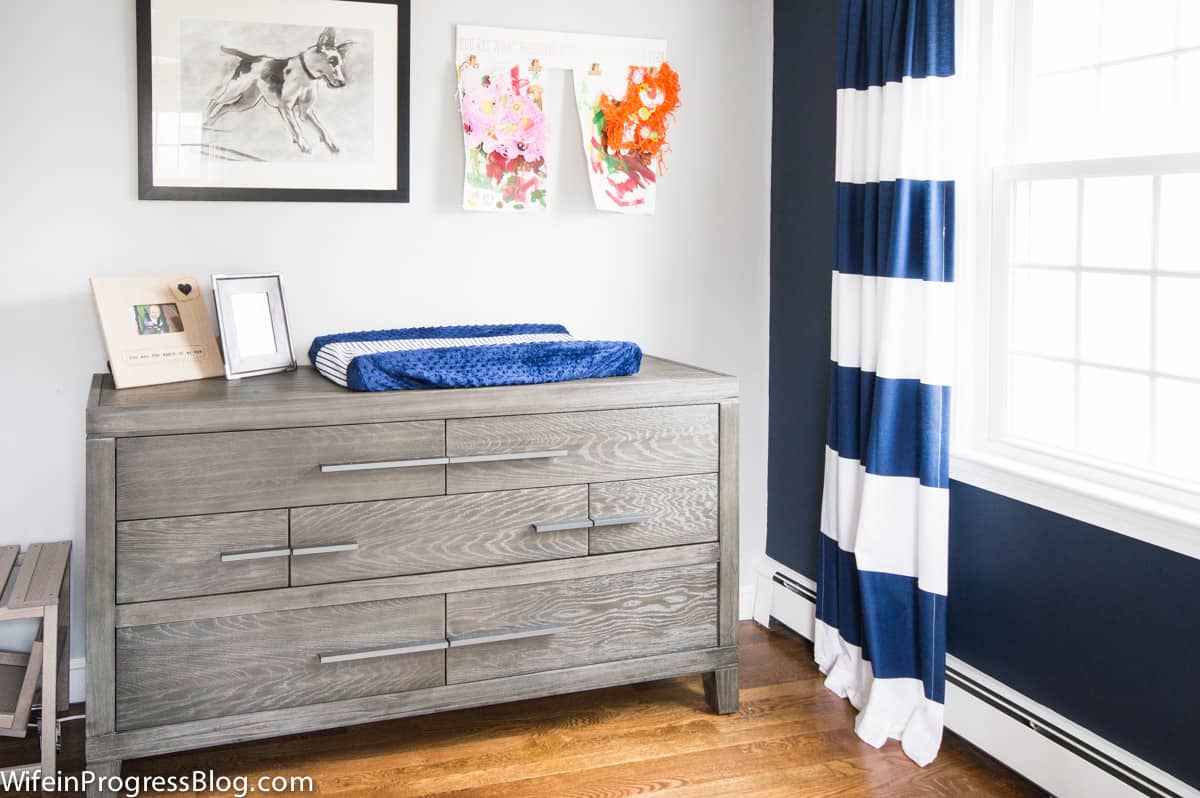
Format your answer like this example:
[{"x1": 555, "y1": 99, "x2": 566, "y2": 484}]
[{"x1": 0, "y1": 542, "x2": 71, "y2": 778}]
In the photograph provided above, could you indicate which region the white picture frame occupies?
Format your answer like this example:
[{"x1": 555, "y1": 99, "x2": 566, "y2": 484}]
[{"x1": 212, "y1": 273, "x2": 297, "y2": 379}]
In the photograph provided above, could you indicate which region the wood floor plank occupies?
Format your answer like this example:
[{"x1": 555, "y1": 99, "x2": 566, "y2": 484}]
[{"x1": 0, "y1": 622, "x2": 1043, "y2": 797}]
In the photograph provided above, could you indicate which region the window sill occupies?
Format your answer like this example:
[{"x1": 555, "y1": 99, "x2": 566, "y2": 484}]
[{"x1": 949, "y1": 450, "x2": 1200, "y2": 561}]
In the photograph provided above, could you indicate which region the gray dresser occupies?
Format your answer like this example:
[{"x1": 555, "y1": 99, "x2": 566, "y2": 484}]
[{"x1": 84, "y1": 356, "x2": 739, "y2": 791}]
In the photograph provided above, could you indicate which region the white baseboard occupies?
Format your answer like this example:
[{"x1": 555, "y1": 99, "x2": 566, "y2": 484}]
[
  {"x1": 751, "y1": 554, "x2": 1197, "y2": 798},
  {"x1": 70, "y1": 657, "x2": 84, "y2": 704},
  {"x1": 738, "y1": 582, "x2": 755, "y2": 621}
]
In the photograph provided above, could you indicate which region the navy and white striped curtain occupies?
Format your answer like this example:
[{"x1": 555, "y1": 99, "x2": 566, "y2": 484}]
[{"x1": 814, "y1": 0, "x2": 955, "y2": 767}]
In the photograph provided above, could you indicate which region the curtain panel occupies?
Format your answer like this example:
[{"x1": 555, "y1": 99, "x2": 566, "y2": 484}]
[{"x1": 815, "y1": 0, "x2": 956, "y2": 768}]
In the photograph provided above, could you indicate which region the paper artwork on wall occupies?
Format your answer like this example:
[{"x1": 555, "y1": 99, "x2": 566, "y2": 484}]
[
  {"x1": 576, "y1": 63, "x2": 680, "y2": 213},
  {"x1": 458, "y1": 60, "x2": 549, "y2": 211}
]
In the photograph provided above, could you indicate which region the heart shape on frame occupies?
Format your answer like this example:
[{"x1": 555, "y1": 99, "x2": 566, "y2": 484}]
[{"x1": 169, "y1": 277, "x2": 200, "y2": 303}]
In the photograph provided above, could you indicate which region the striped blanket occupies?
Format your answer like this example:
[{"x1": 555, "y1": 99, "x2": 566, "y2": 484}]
[{"x1": 309, "y1": 324, "x2": 642, "y2": 391}]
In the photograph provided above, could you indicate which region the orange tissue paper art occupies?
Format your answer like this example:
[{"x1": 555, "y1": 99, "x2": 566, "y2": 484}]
[{"x1": 574, "y1": 62, "x2": 681, "y2": 214}]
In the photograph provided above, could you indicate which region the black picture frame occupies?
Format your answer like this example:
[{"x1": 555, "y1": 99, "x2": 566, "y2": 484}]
[{"x1": 135, "y1": 0, "x2": 410, "y2": 202}]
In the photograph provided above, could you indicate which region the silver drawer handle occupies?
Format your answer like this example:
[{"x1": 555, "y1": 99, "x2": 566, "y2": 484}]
[
  {"x1": 590, "y1": 512, "x2": 652, "y2": 528},
  {"x1": 320, "y1": 456, "x2": 448, "y2": 474},
  {"x1": 447, "y1": 624, "x2": 568, "y2": 648},
  {"x1": 448, "y1": 449, "x2": 569, "y2": 465},
  {"x1": 318, "y1": 639, "x2": 448, "y2": 664},
  {"x1": 532, "y1": 517, "x2": 594, "y2": 533},
  {"x1": 219, "y1": 547, "x2": 292, "y2": 563},
  {"x1": 291, "y1": 542, "x2": 359, "y2": 557}
]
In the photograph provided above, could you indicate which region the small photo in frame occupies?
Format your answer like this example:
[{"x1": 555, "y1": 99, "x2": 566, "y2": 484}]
[
  {"x1": 212, "y1": 273, "x2": 297, "y2": 379},
  {"x1": 91, "y1": 276, "x2": 224, "y2": 388}
]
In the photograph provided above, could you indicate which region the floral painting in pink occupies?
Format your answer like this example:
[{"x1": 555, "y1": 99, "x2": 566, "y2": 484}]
[{"x1": 458, "y1": 61, "x2": 548, "y2": 211}]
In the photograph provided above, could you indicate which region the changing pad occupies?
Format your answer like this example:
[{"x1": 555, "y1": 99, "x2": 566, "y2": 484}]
[{"x1": 309, "y1": 323, "x2": 642, "y2": 391}]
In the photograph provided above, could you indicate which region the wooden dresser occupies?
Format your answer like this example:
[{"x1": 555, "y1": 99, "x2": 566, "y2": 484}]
[{"x1": 83, "y1": 356, "x2": 739, "y2": 790}]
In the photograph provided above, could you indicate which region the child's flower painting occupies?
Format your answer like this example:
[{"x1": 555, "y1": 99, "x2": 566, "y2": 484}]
[
  {"x1": 458, "y1": 61, "x2": 548, "y2": 211},
  {"x1": 574, "y1": 62, "x2": 680, "y2": 214}
]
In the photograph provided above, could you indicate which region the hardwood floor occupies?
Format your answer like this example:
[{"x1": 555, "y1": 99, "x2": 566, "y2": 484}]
[{"x1": 1, "y1": 621, "x2": 1044, "y2": 796}]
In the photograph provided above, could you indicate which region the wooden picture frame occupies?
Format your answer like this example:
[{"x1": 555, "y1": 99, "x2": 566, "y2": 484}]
[
  {"x1": 90, "y1": 276, "x2": 225, "y2": 388},
  {"x1": 136, "y1": 0, "x2": 410, "y2": 202},
  {"x1": 212, "y1": 273, "x2": 298, "y2": 379}
]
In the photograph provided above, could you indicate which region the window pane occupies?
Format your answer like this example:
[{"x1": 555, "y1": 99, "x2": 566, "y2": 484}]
[
  {"x1": 1011, "y1": 268, "x2": 1076, "y2": 358},
  {"x1": 1011, "y1": 179, "x2": 1077, "y2": 265},
  {"x1": 1175, "y1": 53, "x2": 1200, "y2": 152},
  {"x1": 1158, "y1": 173, "x2": 1200, "y2": 272},
  {"x1": 1100, "y1": 0, "x2": 1177, "y2": 61},
  {"x1": 1032, "y1": 0, "x2": 1100, "y2": 73},
  {"x1": 1096, "y1": 57, "x2": 1174, "y2": 157},
  {"x1": 1156, "y1": 277, "x2": 1200, "y2": 378},
  {"x1": 1009, "y1": 356, "x2": 1076, "y2": 449},
  {"x1": 1027, "y1": 70, "x2": 1099, "y2": 161},
  {"x1": 1078, "y1": 366, "x2": 1150, "y2": 467},
  {"x1": 1079, "y1": 273, "x2": 1151, "y2": 369},
  {"x1": 1181, "y1": 2, "x2": 1200, "y2": 48},
  {"x1": 1081, "y1": 176, "x2": 1153, "y2": 269},
  {"x1": 1155, "y1": 378, "x2": 1200, "y2": 483}
]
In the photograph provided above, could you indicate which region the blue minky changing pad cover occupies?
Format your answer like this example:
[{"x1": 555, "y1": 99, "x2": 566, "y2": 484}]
[{"x1": 309, "y1": 324, "x2": 642, "y2": 391}]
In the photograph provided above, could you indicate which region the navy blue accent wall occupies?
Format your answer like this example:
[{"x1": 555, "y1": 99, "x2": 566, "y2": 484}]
[
  {"x1": 765, "y1": 0, "x2": 838, "y2": 578},
  {"x1": 948, "y1": 483, "x2": 1200, "y2": 787},
  {"x1": 767, "y1": 0, "x2": 1200, "y2": 788}
]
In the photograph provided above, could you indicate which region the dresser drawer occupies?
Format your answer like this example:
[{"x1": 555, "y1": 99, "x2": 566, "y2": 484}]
[
  {"x1": 116, "y1": 421, "x2": 446, "y2": 520},
  {"x1": 115, "y1": 595, "x2": 446, "y2": 731},
  {"x1": 445, "y1": 563, "x2": 718, "y2": 684},
  {"x1": 588, "y1": 475, "x2": 719, "y2": 554},
  {"x1": 290, "y1": 486, "x2": 590, "y2": 586},
  {"x1": 117, "y1": 510, "x2": 289, "y2": 603},
  {"x1": 445, "y1": 406, "x2": 718, "y2": 494}
]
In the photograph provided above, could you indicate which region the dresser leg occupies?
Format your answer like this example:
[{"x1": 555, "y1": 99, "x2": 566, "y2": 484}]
[
  {"x1": 703, "y1": 666, "x2": 739, "y2": 714},
  {"x1": 86, "y1": 759, "x2": 122, "y2": 798}
]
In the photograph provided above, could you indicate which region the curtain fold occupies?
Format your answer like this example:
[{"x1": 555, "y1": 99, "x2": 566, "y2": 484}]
[{"x1": 815, "y1": 0, "x2": 955, "y2": 768}]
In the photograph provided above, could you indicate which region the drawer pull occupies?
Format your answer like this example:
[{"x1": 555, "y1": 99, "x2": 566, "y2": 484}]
[
  {"x1": 447, "y1": 624, "x2": 568, "y2": 648},
  {"x1": 532, "y1": 517, "x2": 594, "y2": 533},
  {"x1": 590, "y1": 512, "x2": 652, "y2": 528},
  {"x1": 448, "y1": 449, "x2": 569, "y2": 465},
  {"x1": 318, "y1": 639, "x2": 448, "y2": 664},
  {"x1": 291, "y1": 542, "x2": 359, "y2": 557},
  {"x1": 219, "y1": 547, "x2": 292, "y2": 563},
  {"x1": 320, "y1": 456, "x2": 448, "y2": 474}
]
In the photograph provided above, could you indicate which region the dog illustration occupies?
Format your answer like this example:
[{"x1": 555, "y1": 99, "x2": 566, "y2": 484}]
[{"x1": 204, "y1": 27, "x2": 353, "y2": 155}]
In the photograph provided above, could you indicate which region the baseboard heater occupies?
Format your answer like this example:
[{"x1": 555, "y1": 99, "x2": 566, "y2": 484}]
[{"x1": 770, "y1": 571, "x2": 1182, "y2": 798}]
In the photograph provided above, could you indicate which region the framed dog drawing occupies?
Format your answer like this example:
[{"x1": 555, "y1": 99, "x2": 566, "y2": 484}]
[{"x1": 136, "y1": 0, "x2": 409, "y2": 202}]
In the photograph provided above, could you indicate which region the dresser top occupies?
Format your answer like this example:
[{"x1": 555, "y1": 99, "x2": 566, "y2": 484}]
[{"x1": 87, "y1": 355, "x2": 738, "y2": 437}]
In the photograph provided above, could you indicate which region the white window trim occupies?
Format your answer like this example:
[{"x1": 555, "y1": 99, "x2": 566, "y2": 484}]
[{"x1": 951, "y1": 0, "x2": 1200, "y2": 561}]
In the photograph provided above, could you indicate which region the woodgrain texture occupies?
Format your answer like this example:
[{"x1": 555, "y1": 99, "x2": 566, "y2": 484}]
[
  {"x1": 290, "y1": 486, "x2": 589, "y2": 586},
  {"x1": 718, "y1": 399, "x2": 740, "y2": 646},
  {"x1": 103, "y1": 623, "x2": 1041, "y2": 798},
  {"x1": 115, "y1": 421, "x2": 445, "y2": 520},
  {"x1": 85, "y1": 437, "x2": 117, "y2": 742},
  {"x1": 446, "y1": 564, "x2": 718, "y2": 684},
  {"x1": 88, "y1": 357, "x2": 738, "y2": 437},
  {"x1": 91, "y1": 646, "x2": 738, "y2": 762},
  {"x1": 8, "y1": 541, "x2": 70, "y2": 608},
  {"x1": 0, "y1": 547, "x2": 17, "y2": 595},
  {"x1": 446, "y1": 406, "x2": 718, "y2": 494},
  {"x1": 588, "y1": 474, "x2": 718, "y2": 554},
  {"x1": 116, "y1": 543, "x2": 720, "y2": 629},
  {"x1": 703, "y1": 666, "x2": 739, "y2": 714},
  {"x1": 115, "y1": 596, "x2": 446, "y2": 731},
  {"x1": 116, "y1": 510, "x2": 289, "y2": 603}
]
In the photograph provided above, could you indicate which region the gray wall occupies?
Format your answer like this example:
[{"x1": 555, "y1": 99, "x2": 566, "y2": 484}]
[{"x1": 0, "y1": 0, "x2": 774, "y2": 679}]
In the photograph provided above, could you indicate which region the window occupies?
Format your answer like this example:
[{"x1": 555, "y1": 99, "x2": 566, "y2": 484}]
[{"x1": 957, "y1": 0, "x2": 1200, "y2": 546}]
